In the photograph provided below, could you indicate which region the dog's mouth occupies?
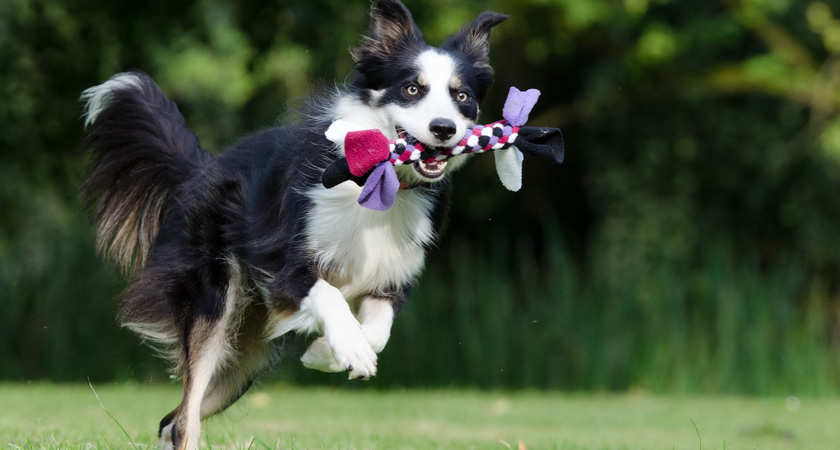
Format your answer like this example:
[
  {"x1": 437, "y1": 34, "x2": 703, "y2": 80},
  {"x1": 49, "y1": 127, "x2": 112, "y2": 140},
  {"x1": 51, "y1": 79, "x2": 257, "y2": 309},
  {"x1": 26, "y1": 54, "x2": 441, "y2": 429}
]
[
  {"x1": 395, "y1": 126, "x2": 449, "y2": 181},
  {"x1": 414, "y1": 159, "x2": 447, "y2": 179}
]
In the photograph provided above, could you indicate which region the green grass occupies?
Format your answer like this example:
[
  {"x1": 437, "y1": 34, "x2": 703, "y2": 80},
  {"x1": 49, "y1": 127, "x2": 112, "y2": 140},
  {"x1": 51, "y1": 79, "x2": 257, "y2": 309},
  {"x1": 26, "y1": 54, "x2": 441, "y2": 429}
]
[{"x1": 1, "y1": 383, "x2": 838, "y2": 449}]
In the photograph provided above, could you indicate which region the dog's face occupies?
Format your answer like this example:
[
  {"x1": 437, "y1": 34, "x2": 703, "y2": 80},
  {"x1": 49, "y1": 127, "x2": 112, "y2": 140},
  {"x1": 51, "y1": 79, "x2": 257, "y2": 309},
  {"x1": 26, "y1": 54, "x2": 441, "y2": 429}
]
[{"x1": 351, "y1": 0, "x2": 507, "y2": 182}]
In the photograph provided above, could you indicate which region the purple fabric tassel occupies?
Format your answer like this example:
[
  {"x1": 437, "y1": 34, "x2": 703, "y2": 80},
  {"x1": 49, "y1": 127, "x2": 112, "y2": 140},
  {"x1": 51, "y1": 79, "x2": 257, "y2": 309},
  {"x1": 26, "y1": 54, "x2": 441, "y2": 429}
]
[
  {"x1": 502, "y1": 87, "x2": 541, "y2": 127},
  {"x1": 357, "y1": 161, "x2": 399, "y2": 211}
]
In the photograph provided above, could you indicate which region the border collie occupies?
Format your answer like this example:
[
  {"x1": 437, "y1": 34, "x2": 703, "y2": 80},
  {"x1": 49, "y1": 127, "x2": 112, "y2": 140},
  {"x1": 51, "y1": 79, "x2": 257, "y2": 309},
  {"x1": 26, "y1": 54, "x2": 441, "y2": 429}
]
[{"x1": 81, "y1": 1, "x2": 507, "y2": 448}]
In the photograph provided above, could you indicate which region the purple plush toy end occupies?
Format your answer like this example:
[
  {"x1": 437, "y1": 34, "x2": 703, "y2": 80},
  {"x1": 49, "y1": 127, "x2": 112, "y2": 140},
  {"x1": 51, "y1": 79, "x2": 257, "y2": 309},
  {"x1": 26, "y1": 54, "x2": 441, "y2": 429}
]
[
  {"x1": 357, "y1": 161, "x2": 399, "y2": 211},
  {"x1": 502, "y1": 87, "x2": 541, "y2": 127}
]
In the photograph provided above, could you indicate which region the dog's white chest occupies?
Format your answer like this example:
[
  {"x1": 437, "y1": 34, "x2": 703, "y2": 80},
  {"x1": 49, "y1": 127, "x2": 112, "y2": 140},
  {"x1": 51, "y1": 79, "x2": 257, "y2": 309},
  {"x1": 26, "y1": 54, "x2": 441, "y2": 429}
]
[{"x1": 305, "y1": 183, "x2": 436, "y2": 299}]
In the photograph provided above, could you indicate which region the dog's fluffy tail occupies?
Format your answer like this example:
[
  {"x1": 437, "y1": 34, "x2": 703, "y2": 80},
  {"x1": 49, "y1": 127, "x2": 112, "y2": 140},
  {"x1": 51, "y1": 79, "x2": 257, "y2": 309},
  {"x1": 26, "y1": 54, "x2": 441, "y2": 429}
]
[{"x1": 81, "y1": 72, "x2": 208, "y2": 272}]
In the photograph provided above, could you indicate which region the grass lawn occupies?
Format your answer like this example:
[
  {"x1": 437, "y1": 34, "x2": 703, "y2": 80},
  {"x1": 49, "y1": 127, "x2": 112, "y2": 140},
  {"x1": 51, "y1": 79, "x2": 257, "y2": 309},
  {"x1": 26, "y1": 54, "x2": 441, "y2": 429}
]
[{"x1": 1, "y1": 382, "x2": 837, "y2": 449}]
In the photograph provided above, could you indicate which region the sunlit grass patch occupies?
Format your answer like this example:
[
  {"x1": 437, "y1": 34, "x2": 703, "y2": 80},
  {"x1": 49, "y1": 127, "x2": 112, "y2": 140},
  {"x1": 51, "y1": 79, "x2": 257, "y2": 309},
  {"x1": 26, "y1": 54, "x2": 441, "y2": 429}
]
[{"x1": 1, "y1": 383, "x2": 838, "y2": 449}]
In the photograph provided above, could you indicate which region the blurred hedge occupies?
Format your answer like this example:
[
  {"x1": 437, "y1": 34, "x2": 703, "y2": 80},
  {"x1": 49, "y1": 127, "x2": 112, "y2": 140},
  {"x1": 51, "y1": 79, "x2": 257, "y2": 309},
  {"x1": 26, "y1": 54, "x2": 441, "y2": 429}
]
[{"x1": 1, "y1": 0, "x2": 839, "y2": 393}]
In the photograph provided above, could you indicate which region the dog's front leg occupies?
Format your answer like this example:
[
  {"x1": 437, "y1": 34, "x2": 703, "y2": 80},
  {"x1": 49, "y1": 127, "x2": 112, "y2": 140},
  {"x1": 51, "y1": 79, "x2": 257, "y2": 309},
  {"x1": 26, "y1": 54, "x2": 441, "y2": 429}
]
[
  {"x1": 356, "y1": 297, "x2": 395, "y2": 353},
  {"x1": 301, "y1": 296, "x2": 395, "y2": 379},
  {"x1": 298, "y1": 280, "x2": 378, "y2": 378}
]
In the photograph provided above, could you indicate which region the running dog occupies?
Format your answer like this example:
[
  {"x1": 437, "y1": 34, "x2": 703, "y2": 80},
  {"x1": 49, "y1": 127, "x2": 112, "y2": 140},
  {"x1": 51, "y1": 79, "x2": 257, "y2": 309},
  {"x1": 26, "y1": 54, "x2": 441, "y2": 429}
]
[{"x1": 81, "y1": 1, "x2": 507, "y2": 448}]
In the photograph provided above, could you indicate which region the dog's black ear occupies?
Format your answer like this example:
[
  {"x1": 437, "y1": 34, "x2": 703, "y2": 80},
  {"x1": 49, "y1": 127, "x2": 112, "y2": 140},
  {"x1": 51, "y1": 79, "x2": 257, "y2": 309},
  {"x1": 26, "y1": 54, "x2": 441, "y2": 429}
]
[
  {"x1": 442, "y1": 12, "x2": 508, "y2": 68},
  {"x1": 352, "y1": 0, "x2": 424, "y2": 63}
]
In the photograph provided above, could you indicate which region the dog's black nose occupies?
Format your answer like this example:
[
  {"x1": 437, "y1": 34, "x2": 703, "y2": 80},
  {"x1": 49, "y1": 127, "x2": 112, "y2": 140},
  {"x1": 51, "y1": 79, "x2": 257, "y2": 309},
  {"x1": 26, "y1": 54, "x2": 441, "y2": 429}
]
[{"x1": 429, "y1": 118, "x2": 457, "y2": 142}]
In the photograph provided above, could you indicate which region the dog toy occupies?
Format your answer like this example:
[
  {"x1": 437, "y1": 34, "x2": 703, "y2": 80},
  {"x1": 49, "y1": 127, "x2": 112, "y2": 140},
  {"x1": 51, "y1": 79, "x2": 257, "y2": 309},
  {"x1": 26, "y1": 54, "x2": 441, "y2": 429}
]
[{"x1": 322, "y1": 87, "x2": 565, "y2": 210}]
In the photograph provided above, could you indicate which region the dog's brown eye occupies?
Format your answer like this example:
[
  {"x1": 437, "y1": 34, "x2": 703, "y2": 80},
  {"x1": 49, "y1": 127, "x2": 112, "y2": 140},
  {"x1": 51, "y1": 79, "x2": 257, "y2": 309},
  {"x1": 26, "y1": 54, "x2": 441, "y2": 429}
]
[
  {"x1": 405, "y1": 84, "x2": 420, "y2": 96},
  {"x1": 457, "y1": 91, "x2": 470, "y2": 102}
]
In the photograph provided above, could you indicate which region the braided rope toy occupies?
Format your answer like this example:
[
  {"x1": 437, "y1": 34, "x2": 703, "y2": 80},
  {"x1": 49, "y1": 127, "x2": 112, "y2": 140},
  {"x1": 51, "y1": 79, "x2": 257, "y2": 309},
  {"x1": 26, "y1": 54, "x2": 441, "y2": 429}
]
[
  {"x1": 322, "y1": 87, "x2": 565, "y2": 210},
  {"x1": 386, "y1": 121, "x2": 520, "y2": 166}
]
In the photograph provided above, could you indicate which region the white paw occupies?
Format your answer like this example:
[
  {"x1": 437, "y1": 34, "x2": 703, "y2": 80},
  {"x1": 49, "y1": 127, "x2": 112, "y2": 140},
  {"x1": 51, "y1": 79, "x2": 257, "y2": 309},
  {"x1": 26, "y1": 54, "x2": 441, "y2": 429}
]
[
  {"x1": 325, "y1": 321, "x2": 378, "y2": 379},
  {"x1": 301, "y1": 332, "x2": 378, "y2": 379},
  {"x1": 295, "y1": 280, "x2": 378, "y2": 380},
  {"x1": 348, "y1": 363, "x2": 376, "y2": 380},
  {"x1": 301, "y1": 337, "x2": 345, "y2": 372}
]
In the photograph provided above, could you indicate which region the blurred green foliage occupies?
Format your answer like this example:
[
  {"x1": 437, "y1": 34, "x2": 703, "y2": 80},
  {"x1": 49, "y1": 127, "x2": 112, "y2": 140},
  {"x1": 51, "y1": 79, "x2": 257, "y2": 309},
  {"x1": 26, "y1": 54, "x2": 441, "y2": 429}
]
[{"x1": 1, "y1": 0, "x2": 839, "y2": 393}]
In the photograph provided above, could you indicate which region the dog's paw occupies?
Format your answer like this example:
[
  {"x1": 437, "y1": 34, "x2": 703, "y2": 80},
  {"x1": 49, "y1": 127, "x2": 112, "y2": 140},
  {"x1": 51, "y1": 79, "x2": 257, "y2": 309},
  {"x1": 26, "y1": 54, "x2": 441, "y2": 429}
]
[
  {"x1": 325, "y1": 321, "x2": 378, "y2": 380},
  {"x1": 301, "y1": 335, "x2": 377, "y2": 379},
  {"x1": 301, "y1": 337, "x2": 344, "y2": 372},
  {"x1": 347, "y1": 365, "x2": 374, "y2": 380}
]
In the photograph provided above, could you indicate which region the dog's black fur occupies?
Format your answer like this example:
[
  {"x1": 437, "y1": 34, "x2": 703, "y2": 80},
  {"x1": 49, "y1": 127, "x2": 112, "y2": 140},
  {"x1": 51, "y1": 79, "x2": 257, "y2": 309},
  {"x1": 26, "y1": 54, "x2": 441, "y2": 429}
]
[{"x1": 82, "y1": 1, "x2": 507, "y2": 448}]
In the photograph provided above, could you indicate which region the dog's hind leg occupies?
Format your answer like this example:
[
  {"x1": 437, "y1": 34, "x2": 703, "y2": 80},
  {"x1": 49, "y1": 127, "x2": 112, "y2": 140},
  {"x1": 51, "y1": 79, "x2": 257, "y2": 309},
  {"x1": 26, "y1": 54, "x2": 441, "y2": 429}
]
[
  {"x1": 159, "y1": 266, "x2": 243, "y2": 450},
  {"x1": 163, "y1": 320, "x2": 232, "y2": 450},
  {"x1": 197, "y1": 304, "x2": 279, "y2": 419}
]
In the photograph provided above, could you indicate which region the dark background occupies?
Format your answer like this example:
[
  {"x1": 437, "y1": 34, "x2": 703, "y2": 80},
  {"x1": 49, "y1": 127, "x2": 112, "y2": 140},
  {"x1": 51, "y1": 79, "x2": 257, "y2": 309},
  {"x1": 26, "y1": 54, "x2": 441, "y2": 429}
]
[{"x1": 1, "y1": 0, "x2": 839, "y2": 394}]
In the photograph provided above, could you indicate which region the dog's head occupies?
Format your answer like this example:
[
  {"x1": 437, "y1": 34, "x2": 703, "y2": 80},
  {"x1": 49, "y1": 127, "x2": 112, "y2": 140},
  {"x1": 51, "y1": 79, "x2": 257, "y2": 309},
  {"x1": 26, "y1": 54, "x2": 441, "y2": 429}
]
[{"x1": 350, "y1": 0, "x2": 507, "y2": 182}]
